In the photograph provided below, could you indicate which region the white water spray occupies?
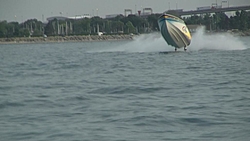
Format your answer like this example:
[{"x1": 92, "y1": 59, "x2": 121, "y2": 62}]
[
  {"x1": 188, "y1": 27, "x2": 247, "y2": 51},
  {"x1": 114, "y1": 33, "x2": 173, "y2": 52},
  {"x1": 92, "y1": 28, "x2": 247, "y2": 53}
]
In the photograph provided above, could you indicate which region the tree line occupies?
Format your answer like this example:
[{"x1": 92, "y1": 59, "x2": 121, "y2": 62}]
[
  {"x1": 184, "y1": 10, "x2": 250, "y2": 31},
  {"x1": 0, "y1": 10, "x2": 249, "y2": 38}
]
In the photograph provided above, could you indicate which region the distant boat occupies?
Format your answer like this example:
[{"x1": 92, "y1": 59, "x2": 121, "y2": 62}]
[{"x1": 158, "y1": 13, "x2": 192, "y2": 51}]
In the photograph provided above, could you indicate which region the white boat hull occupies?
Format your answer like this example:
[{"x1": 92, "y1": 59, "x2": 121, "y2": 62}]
[{"x1": 158, "y1": 14, "x2": 192, "y2": 48}]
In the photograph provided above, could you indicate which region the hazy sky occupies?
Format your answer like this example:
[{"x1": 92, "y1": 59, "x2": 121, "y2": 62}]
[{"x1": 0, "y1": 0, "x2": 249, "y2": 22}]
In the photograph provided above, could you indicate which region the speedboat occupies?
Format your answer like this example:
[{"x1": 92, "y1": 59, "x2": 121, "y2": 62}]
[{"x1": 158, "y1": 13, "x2": 192, "y2": 51}]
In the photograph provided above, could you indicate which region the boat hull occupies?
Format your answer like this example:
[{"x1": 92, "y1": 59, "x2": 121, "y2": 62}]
[{"x1": 158, "y1": 14, "x2": 191, "y2": 48}]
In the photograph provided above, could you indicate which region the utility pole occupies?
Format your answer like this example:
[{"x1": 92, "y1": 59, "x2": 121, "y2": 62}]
[
  {"x1": 135, "y1": 5, "x2": 137, "y2": 14},
  {"x1": 66, "y1": 21, "x2": 68, "y2": 36},
  {"x1": 57, "y1": 21, "x2": 60, "y2": 35},
  {"x1": 96, "y1": 8, "x2": 99, "y2": 17},
  {"x1": 22, "y1": 16, "x2": 24, "y2": 29},
  {"x1": 42, "y1": 14, "x2": 44, "y2": 22}
]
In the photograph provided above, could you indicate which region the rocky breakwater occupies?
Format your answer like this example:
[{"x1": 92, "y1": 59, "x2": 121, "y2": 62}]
[{"x1": 0, "y1": 34, "x2": 133, "y2": 44}]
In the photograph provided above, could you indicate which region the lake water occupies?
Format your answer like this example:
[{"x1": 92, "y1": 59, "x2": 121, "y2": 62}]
[{"x1": 1, "y1": 30, "x2": 250, "y2": 141}]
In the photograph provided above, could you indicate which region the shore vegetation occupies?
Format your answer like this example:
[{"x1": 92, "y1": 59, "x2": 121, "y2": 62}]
[{"x1": 0, "y1": 10, "x2": 249, "y2": 39}]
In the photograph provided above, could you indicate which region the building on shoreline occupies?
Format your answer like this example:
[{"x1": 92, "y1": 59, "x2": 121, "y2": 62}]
[{"x1": 47, "y1": 14, "x2": 91, "y2": 22}]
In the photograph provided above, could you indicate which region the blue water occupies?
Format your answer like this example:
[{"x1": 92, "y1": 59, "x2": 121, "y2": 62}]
[{"x1": 1, "y1": 32, "x2": 250, "y2": 141}]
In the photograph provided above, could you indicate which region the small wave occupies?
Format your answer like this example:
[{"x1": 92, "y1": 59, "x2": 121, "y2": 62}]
[
  {"x1": 178, "y1": 117, "x2": 213, "y2": 127},
  {"x1": 89, "y1": 86, "x2": 172, "y2": 94},
  {"x1": 0, "y1": 101, "x2": 25, "y2": 109}
]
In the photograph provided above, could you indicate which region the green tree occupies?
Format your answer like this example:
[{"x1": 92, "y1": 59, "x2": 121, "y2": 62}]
[
  {"x1": 0, "y1": 21, "x2": 8, "y2": 37},
  {"x1": 125, "y1": 21, "x2": 135, "y2": 33},
  {"x1": 44, "y1": 19, "x2": 57, "y2": 36},
  {"x1": 202, "y1": 13, "x2": 211, "y2": 30},
  {"x1": 90, "y1": 16, "x2": 105, "y2": 34},
  {"x1": 147, "y1": 14, "x2": 160, "y2": 31},
  {"x1": 19, "y1": 28, "x2": 30, "y2": 37},
  {"x1": 239, "y1": 10, "x2": 248, "y2": 30},
  {"x1": 74, "y1": 18, "x2": 91, "y2": 35}
]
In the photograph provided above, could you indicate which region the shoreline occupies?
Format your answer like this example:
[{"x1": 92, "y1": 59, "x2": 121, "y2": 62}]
[
  {"x1": 0, "y1": 30, "x2": 249, "y2": 45},
  {"x1": 0, "y1": 35, "x2": 134, "y2": 44}
]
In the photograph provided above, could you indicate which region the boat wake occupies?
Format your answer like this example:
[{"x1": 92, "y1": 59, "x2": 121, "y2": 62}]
[
  {"x1": 90, "y1": 28, "x2": 247, "y2": 53},
  {"x1": 114, "y1": 33, "x2": 172, "y2": 52}
]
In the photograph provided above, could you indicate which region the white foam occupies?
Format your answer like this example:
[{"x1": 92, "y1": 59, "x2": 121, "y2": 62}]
[
  {"x1": 90, "y1": 28, "x2": 247, "y2": 53},
  {"x1": 116, "y1": 33, "x2": 172, "y2": 52}
]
